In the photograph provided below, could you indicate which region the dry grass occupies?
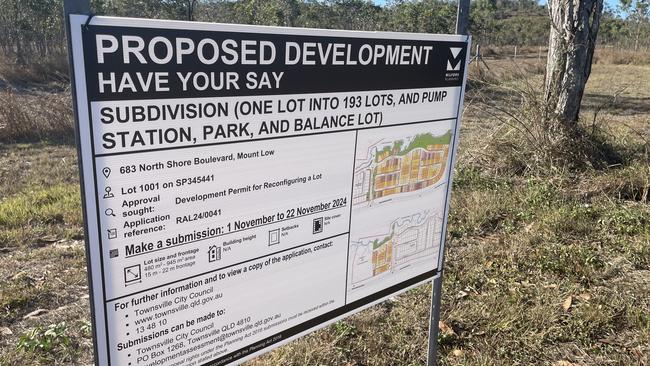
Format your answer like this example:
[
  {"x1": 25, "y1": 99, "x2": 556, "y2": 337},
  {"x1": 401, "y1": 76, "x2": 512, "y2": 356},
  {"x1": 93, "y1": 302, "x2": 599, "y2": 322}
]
[
  {"x1": 464, "y1": 83, "x2": 622, "y2": 176},
  {"x1": 594, "y1": 48, "x2": 650, "y2": 66},
  {"x1": 480, "y1": 45, "x2": 650, "y2": 67},
  {"x1": 0, "y1": 55, "x2": 69, "y2": 86},
  {"x1": 463, "y1": 53, "x2": 650, "y2": 177},
  {"x1": 590, "y1": 165, "x2": 650, "y2": 203},
  {"x1": 0, "y1": 91, "x2": 75, "y2": 144},
  {"x1": 467, "y1": 57, "x2": 546, "y2": 85},
  {"x1": 0, "y1": 243, "x2": 93, "y2": 365}
]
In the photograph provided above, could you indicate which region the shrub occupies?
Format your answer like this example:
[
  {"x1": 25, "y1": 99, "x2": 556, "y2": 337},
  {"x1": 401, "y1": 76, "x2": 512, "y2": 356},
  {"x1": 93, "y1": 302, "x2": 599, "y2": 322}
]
[
  {"x1": 0, "y1": 55, "x2": 69, "y2": 86},
  {"x1": 17, "y1": 322, "x2": 70, "y2": 355},
  {"x1": 469, "y1": 78, "x2": 623, "y2": 176}
]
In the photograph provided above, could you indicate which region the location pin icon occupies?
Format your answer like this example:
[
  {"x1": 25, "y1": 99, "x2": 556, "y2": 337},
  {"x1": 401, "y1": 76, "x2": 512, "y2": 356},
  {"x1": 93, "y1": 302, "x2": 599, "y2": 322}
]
[{"x1": 102, "y1": 167, "x2": 111, "y2": 179}]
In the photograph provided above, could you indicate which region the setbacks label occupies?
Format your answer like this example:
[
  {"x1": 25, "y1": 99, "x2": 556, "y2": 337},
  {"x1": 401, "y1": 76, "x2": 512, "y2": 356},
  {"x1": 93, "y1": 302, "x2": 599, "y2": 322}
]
[{"x1": 67, "y1": 14, "x2": 469, "y2": 366}]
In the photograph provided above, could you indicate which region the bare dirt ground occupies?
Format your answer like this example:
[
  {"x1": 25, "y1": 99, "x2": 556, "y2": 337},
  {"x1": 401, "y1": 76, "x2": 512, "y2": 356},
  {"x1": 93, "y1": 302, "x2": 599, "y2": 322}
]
[{"x1": 0, "y1": 58, "x2": 648, "y2": 366}]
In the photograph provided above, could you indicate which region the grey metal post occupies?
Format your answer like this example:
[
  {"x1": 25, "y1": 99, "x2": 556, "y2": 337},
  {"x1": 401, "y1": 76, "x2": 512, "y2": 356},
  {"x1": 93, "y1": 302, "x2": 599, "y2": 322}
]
[
  {"x1": 455, "y1": 0, "x2": 471, "y2": 35},
  {"x1": 62, "y1": 0, "x2": 96, "y2": 365},
  {"x1": 63, "y1": 0, "x2": 90, "y2": 17},
  {"x1": 426, "y1": 271, "x2": 445, "y2": 366},
  {"x1": 427, "y1": 1, "x2": 470, "y2": 365}
]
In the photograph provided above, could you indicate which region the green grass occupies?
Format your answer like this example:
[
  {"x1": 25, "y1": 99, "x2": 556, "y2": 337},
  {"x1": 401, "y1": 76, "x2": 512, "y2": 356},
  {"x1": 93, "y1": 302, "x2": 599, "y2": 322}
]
[
  {"x1": 0, "y1": 184, "x2": 80, "y2": 227},
  {"x1": 0, "y1": 144, "x2": 92, "y2": 365},
  {"x1": 1, "y1": 320, "x2": 91, "y2": 365},
  {"x1": 16, "y1": 322, "x2": 71, "y2": 354},
  {"x1": 0, "y1": 272, "x2": 55, "y2": 325},
  {"x1": 0, "y1": 184, "x2": 82, "y2": 248}
]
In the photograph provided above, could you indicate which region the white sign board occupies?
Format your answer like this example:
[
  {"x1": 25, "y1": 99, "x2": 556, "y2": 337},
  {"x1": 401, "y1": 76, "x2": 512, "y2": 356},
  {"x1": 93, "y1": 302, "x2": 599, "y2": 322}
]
[{"x1": 68, "y1": 15, "x2": 469, "y2": 366}]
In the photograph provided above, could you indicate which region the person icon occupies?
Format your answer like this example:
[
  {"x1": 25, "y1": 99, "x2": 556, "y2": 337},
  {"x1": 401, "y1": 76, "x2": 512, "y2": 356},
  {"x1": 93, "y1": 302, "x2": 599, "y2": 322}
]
[{"x1": 103, "y1": 186, "x2": 115, "y2": 199}]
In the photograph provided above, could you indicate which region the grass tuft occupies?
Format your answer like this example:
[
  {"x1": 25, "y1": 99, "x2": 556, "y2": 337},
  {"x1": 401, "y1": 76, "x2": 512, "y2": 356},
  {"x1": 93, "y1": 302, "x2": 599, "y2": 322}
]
[
  {"x1": 16, "y1": 322, "x2": 70, "y2": 354},
  {"x1": 0, "y1": 55, "x2": 69, "y2": 86},
  {"x1": 0, "y1": 184, "x2": 82, "y2": 248},
  {"x1": 468, "y1": 78, "x2": 625, "y2": 177},
  {"x1": 0, "y1": 90, "x2": 75, "y2": 144}
]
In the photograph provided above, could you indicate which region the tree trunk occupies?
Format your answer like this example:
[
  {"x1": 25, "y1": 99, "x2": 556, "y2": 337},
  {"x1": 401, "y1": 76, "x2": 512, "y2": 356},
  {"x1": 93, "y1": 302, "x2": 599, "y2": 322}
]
[
  {"x1": 544, "y1": 0, "x2": 604, "y2": 123},
  {"x1": 634, "y1": 19, "x2": 641, "y2": 52}
]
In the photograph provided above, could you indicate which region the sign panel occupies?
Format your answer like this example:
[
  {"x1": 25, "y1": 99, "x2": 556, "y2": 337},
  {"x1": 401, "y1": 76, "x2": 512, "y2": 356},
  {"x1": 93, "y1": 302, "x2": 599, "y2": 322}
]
[{"x1": 68, "y1": 15, "x2": 469, "y2": 366}]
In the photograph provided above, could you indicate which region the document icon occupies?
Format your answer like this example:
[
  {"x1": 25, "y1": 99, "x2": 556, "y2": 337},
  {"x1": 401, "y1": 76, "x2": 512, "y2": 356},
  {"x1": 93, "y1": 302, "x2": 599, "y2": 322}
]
[{"x1": 269, "y1": 229, "x2": 280, "y2": 246}]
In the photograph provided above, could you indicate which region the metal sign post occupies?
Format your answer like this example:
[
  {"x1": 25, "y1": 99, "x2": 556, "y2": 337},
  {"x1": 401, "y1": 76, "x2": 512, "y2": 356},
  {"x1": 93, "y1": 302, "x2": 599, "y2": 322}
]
[
  {"x1": 456, "y1": 0, "x2": 471, "y2": 35},
  {"x1": 427, "y1": 0, "x2": 471, "y2": 364},
  {"x1": 62, "y1": 1, "x2": 99, "y2": 366}
]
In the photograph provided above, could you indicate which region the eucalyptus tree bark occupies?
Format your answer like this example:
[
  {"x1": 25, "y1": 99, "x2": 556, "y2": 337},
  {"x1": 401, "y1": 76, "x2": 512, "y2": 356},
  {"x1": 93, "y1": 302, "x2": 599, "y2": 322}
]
[{"x1": 544, "y1": 0, "x2": 604, "y2": 123}]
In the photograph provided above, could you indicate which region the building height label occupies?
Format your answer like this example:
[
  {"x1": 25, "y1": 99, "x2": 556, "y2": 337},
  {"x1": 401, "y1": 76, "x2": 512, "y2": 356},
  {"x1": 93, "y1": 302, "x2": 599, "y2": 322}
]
[{"x1": 68, "y1": 15, "x2": 469, "y2": 366}]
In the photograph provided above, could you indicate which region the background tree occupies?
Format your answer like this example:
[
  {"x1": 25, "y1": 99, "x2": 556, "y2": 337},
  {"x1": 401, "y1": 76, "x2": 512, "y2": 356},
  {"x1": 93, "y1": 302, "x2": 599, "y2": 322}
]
[
  {"x1": 619, "y1": 0, "x2": 650, "y2": 51},
  {"x1": 0, "y1": 0, "x2": 64, "y2": 64},
  {"x1": 385, "y1": 0, "x2": 455, "y2": 34},
  {"x1": 229, "y1": 0, "x2": 300, "y2": 26},
  {"x1": 544, "y1": 0, "x2": 604, "y2": 123},
  {"x1": 324, "y1": 0, "x2": 384, "y2": 31}
]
